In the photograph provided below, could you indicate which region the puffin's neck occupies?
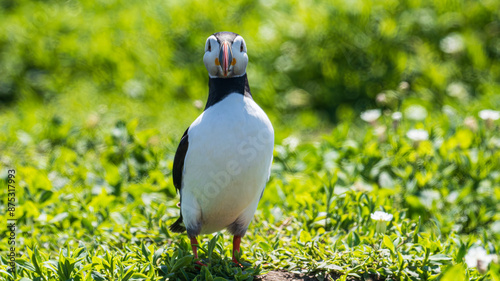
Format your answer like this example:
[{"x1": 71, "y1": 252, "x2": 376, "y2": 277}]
[{"x1": 205, "y1": 74, "x2": 252, "y2": 110}]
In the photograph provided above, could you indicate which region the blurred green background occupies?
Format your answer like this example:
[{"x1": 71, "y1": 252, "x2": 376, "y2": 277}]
[
  {"x1": 1, "y1": 0, "x2": 500, "y2": 279},
  {"x1": 2, "y1": 0, "x2": 500, "y2": 134}
]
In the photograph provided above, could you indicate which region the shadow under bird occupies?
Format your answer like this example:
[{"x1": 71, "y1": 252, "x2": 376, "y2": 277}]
[{"x1": 169, "y1": 32, "x2": 274, "y2": 265}]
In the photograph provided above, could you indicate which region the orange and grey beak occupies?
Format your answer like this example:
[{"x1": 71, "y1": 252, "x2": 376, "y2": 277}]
[{"x1": 219, "y1": 41, "x2": 233, "y2": 77}]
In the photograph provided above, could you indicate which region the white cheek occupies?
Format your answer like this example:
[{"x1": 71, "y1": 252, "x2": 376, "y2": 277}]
[
  {"x1": 232, "y1": 52, "x2": 248, "y2": 76},
  {"x1": 203, "y1": 51, "x2": 219, "y2": 76}
]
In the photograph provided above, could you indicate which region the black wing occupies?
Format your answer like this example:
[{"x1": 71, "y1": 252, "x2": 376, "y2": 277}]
[
  {"x1": 169, "y1": 128, "x2": 189, "y2": 233},
  {"x1": 173, "y1": 128, "x2": 189, "y2": 191}
]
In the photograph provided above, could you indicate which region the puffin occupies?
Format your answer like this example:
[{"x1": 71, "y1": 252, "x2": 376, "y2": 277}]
[{"x1": 169, "y1": 32, "x2": 274, "y2": 265}]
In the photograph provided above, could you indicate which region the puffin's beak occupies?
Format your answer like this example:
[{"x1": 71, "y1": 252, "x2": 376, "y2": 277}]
[{"x1": 219, "y1": 41, "x2": 232, "y2": 77}]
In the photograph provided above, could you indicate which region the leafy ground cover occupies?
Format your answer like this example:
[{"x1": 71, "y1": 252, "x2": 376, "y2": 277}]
[
  {"x1": 1, "y1": 97, "x2": 499, "y2": 280},
  {"x1": 1, "y1": 0, "x2": 500, "y2": 280}
]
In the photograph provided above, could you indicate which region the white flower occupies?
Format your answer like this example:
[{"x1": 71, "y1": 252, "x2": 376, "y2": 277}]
[
  {"x1": 371, "y1": 211, "x2": 393, "y2": 234},
  {"x1": 446, "y1": 82, "x2": 469, "y2": 99},
  {"x1": 122, "y1": 79, "x2": 145, "y2": 98},
  {"x1": 440, "y1": 33, "x2": 464, "y2": 54},
  {"x1": 371, "y1": 211, "x2": 393, "y2": 222},
  {"x1": 283, "y1": 136, "x2": 300, "y2": 150},
  {"x1": 489, "y1": 137, "x2": 500, "y2": 148},
  {"x1": 376, "y1": 93, "x2": 387, "y2": 105},
  {"x1": 193, "y1": 99, "x2": 203, "y2": 109},
  {"x1": 392, "y1": 112, "x2": 402, "y2": 121},
  {"x1": 85, "y1": 113, "x2": 100, "y2": 128},
  {"x1": 375, "y1": 125, "x2": 387, "y2": 142},
  {"x1": 406, "y1": 129, "x2": 429, "y2": 141},
  {"x1": 465, "y1": 246, "x2": 496, "y2": 274},
  {"x1": 464, "y1": 116, "x2": 478, "y2": 131},
  {"x1": 398, "y1": 81, "x2": 410, "y2": 91},
  {"x1": 479, "y1": 109, "x2": 500, "y2": 121},
  {"x1": 419, "y1": 190, "x2": 441, "y2": 209},
  {"x1": 405, "y1": 105, "x2": 427, "y2": 121},
  {"x1": 361, "y1": 109, "x2": 382, "y2": 123},
  {"x1": 442, "y1": 105, "x2": 457, "y2": 118}
]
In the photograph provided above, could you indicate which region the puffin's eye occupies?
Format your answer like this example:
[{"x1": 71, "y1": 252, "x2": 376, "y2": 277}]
[
  {"x1": 208, "y1": 41, "x2": 211, "y2": 52},
  {"x1": 240, "y1": 43, "x2": 244, "y2": 52}
]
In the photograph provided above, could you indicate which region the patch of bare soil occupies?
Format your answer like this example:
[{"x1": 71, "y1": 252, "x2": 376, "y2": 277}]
[{"x1": 254, "y1": 271, "x2": 318, "y2": 281}]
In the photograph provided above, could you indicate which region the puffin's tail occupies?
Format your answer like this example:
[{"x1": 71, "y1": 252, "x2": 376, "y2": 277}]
[{"x1": 169, "y1": 215, "x2": 186, "y2": 233}]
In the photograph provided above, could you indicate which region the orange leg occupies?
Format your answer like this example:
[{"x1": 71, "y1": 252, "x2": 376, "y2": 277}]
[
  {"x1": 190, "y1": 237, "x2": 206, "y2": 266},
  {"x1": 232, "y1": 235, "x2": 242, "y2": 264}
]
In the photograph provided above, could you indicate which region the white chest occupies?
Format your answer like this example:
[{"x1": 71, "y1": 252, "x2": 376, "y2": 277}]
[{"x1": 181, "y1": 93, "x2": 274, "y2": 233}]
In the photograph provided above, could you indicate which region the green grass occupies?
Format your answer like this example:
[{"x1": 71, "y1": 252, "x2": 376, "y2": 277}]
[
  {"x1": 1, "y1": 0, "x2": 500, "y2": 280},
  {"x1": 1, "y1": 103, "x2": 499, "y2": 280}
]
